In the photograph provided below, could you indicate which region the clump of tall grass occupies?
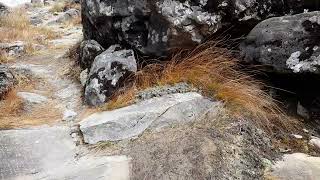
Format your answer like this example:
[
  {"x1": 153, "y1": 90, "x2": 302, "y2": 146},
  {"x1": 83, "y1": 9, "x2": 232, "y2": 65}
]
[{"x1": 104, "y1": 41, "x2": 288, "y2": 131}]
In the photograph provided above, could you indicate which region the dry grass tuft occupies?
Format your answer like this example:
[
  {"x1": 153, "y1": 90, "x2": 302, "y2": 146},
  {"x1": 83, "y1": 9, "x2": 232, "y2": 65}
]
[
  {"x1": 0, "y1": 90, "x2": 61, "y2": 130},
  {"x1": 0, "y1": 50, "x2": 11, "y2": 63},
  {"x1": 105, "y1": 41, "x2": 288, "y2": 131},
  {"x1": 0, "y1": 9, "x2": 58, "y2": 59},
  {"x1": 0, "y1": 90, "x2": 24, "y2": 117},
  {"x1": 63, "y1": 15, "x2": 82, "y2": 26},
  {"x1": 61, "y1": 41, "x2": 82, "y2": 81},
  {"x1": 49, "y1": 0, "x2": 81, "y2": 13},
  {"x1": 49, "y1": 2, "x2": 65, "y2": 13},
  {"x1": 102, "y1": 88, "x2": 136, "y2": 111}
]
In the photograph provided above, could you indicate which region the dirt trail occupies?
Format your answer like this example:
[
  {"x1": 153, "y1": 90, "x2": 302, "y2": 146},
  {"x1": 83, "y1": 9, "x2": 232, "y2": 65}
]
[{"x1": 0, "y1": 4, "x2": 130, "y2": 180}]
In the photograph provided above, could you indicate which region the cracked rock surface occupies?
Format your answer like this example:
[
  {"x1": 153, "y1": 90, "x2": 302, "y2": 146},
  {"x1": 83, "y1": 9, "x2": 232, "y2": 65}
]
[{"x1": 80, "y1": 92, "x2": 221, "y2": 144}]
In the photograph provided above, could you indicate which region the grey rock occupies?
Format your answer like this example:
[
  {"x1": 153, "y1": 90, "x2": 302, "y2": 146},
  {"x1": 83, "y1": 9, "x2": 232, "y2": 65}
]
[
  {"x1": 0, "y1": 41, "x2": 25, "y2": 57},
  {"x1": 17, "y1": 92, "x2": 48, "y2": 105},
  {"x1": 85, "y1": 45, "x2": 137, "y2": 106},
  {"x1": 80, "y1": 92, "x2": 221, "y2": 144},
  {"x1": 81, "y1": 0, "x2": 320, "y2": 57},
  {"x1": 62, "y1": 109, "x2": 77, "y2": 121},
  {"x1": 270, "y1": 153, "x2": 320, "y2": 180},
  {"x1": 47, "y1": 8, "x2": 80, "y2": 25},
  {"x1": 0, "y1": 65, "x2": 15, "y2": 99},
  {"x1": 297, "y1": 101, "x2": 310, "y2": 119},
  {"x1": 309, "y1": 137, "x2": 320, "y2": 151},
  {"x1": 240, "y1": 11, "x2": 320, "y2": 74},
  {"x1": 0, "y1": 126, "x2": 130, "y2": 180},
  {"x1": 79, "y1": 40, "x2": 104, "y2": 69},
  {"x1": 136, "y1": 83, "x2": 195, "y2": 101}
]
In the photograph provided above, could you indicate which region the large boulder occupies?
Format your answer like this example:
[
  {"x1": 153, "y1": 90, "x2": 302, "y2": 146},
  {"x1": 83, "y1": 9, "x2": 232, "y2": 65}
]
[
  {"x1": 0, "y1": 65, "x2": 15, "y2": 99},
  {"x1": 85, "y1": 45, "x2": 137, "y2": 106},
  {"x1": 240, "y1": 11, "x2": 320, "y2": 74},
  {"x1": 80, "y1": 92, "x2": 221, "y2": 144},
  {"x1": 81, "y1": 0, "x2": 320, "y2": 57},
  {"x1": 79, "y1": 40, "x2": 104, "y2": 69}
]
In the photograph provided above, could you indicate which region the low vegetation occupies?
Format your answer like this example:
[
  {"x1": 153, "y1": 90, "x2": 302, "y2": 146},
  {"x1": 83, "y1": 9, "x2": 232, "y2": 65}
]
[
  {"x1": 0, "y1": 9, "x2": 58, "y2": 62},
  {"x1": 0, "y1": 74, "x2": 60, "y2": 129},
  {"x1": 49, "y1": 0, "x2": 81, "y2": 13},
  {"x1": 0, "y1": 90, "x2": 61, "y2": 129},
  {"x1": 104, "y1": 41, "x2": 290, "y2": 131}
]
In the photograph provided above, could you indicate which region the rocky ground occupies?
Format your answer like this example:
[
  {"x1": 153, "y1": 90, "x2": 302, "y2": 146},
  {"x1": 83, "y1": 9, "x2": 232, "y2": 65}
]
[{"x1": 1, "y1": 0, "x2": 320, "y2": 180}]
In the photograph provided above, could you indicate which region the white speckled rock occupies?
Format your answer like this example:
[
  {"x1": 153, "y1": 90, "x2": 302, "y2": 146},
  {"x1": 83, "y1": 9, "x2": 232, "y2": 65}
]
[
  {"x1": 80, "y1": 92, "x2": 221, "y2": 144},
  {"x1": 85, "y1": 45, "x2": 137, "y2": 106},
  {"x1": 240, "y1": 11, "x2": 320, "y2": 74},
  {"x1": 81, "y1": 0, "x2": 319, "y2": 57}
]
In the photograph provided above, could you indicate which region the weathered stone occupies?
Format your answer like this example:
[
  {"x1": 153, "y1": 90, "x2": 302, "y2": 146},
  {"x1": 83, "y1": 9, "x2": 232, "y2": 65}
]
[
  {"x1": 80, "y1": 92, "x2": 221, "y2": 144},
  {"x1": 240, "y1": 11, "x2": 320, "y2": 74},
  {"x1": 62, "y1": 109, "x2": 77, "y2": 121},
  {"x1": 309, "y1": 137, "x2": 320, "y2": 151},
  {"x1": 85, "y1": 45, "x2": 137, "y2": 106},
  {"x1": 0, "y1": 41, "x2": 25, "y2": 57},
  {"x1": 0, "y1": 126, "x2": 130, "y2": 179},
  {"x1": 17, "y1": 92, "x2": 48, "y2": 105},
  {"x1": 81, "y1": 0, "x2": 320, "y2": 57},
  {"x1": 270, "y1": 153, "x2": 320, "y2": 180},
  {"x1": 17, "y1": 92, "x2": 48, "y2": 111},
  {"x1": 136, "y1": 83, "x2": 194, "y2": 101},
  {"x1": 297, "y1": 101, "x2": 310, "y2": 119},
  {"x1": 47, "y1": 8, "x2": 80, "y2": 25},
  {"x1": 0, "y1": 65, "x2": 15, "y2": 99},
  {"x1": 79, "y1": 40, "x2": 104, "y2": 68}
]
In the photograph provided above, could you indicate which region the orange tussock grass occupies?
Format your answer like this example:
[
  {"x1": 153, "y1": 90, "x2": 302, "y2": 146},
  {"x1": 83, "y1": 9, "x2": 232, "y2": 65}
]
[
  {"x1": 106, "y1": 41, "x2": 289, "y2": 131},
  {"x1": 102, "y1": 88, "x2": 136, "y2": 111},
  {"x1": 0, "y1": 9, "x2": 58, "y2": 45}
]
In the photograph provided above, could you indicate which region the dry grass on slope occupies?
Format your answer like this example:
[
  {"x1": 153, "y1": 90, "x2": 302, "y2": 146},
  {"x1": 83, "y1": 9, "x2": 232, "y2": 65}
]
[
  {"x1": 105, "y1": 41, "x2": 290, "y2": 131},
  {"x1": 0, "y1": 9, "x2": 58, "y2": 62},
  {"x1": 49, "y1": 0, "x2": 81, "y2": 13}
]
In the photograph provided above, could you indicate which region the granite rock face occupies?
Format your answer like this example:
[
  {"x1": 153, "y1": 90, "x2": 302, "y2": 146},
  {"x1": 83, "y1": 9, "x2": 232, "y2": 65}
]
[
  {"x1": 80, "y1": 92, "x2": 221, "y2": 144},
  {"x1": 81, "y1": 0, "x2": 320, "y2": 57},
  {"x1": 85, "y1": 45, "x2": 137, "y2": 106},
  {"x1": 240, "y1": 11, "x2": 320, "y2": 74}
]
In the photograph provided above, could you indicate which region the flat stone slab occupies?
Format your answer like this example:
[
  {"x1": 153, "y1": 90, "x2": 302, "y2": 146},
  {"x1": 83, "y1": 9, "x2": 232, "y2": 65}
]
[
  {"x1": 17, "y1": 92, "x2": 48, "y2": 104},
  {"x1": 80, "y1": 92, "x2": 221, "y2": 144},
  {"x1": 0, "y1": 126, "x2": 75, "y2": 179},
  {"x1": 0, "y1": 126, "x2": 131, "y2": 180},
  {"x1": 270, "y1": 153, "x2": 320, "y2": 180}
]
